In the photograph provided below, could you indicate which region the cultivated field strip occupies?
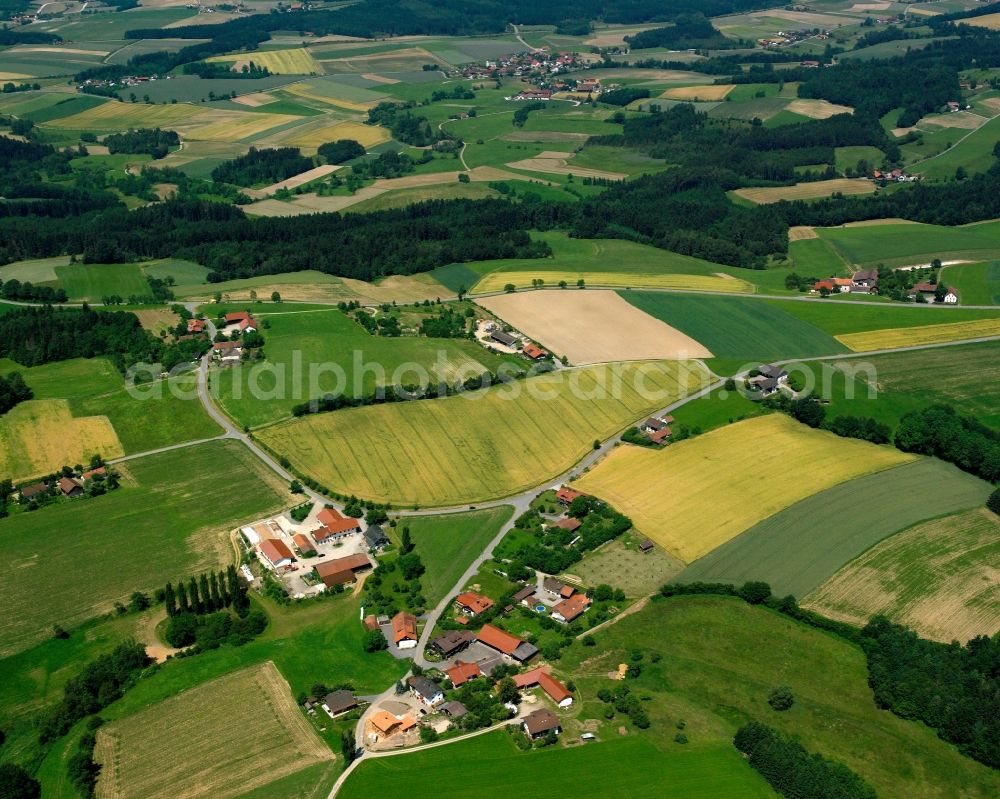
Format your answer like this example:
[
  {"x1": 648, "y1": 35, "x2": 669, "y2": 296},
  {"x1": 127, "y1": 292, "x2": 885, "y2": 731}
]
[
  {"x1": 837, "y1": 317, "x2": 1000, "y2": 351},
  {"x1": 575, "y1": 414, "x2": 916, "y2": 563},
  {"x1": 803, "y1": 507, "x2": 1000, "y2": 643},
  {"x1": 258, "y1": 361, "x2": 707, "y2": 506},
  {"x1": 472, "y1": 270, "x2": 754, "y2": 295},
  {"x1": 95, "y1": 662, "x2": 332, "y2": 799},
  {"x1": 677, "y1": 458, "x2": 993, "y2": 599}
]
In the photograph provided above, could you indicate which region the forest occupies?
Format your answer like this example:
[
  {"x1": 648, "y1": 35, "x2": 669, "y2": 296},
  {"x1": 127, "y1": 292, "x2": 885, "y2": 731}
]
[
  {"x1": 211, "y1": 147, "x2": 313, "y2": 186},
  {"x1": 317, "y1": 139, "x2": 366, "y2": 165},
  {"x1": 103, "y1": 128, "x2": 180, "y2": 159},
  {"x1": 0, "y1": 371, "x2": 32, "y2": 415},
  {"x1": 367, "y1": 102, "x2": 443, "y2": 147},
  {"x1": 625, "y1": 13, "x2": 738, "y2": 50}
]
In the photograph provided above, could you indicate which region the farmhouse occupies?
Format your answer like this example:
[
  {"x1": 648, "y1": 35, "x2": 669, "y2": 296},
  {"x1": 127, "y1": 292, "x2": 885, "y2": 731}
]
[
  {"x1": 908, "y1": 282, "x2": 959, "y2": 303},
  {"x1": 392, "y1": 611, "x2": 419, "y2": 649},
  {"x1": 187, "y1": 318, "x2": 206, "y2": 334},
  {"x1": 440, "y1": 701, "x2": 468, "y2": 719},
  {"x1": 523, "y1": 708, "x2": 561, "y2": 739},
  {"x1": 556, "y1": 487, "x2": 584, "y2": 505},
  {"x1": 364, "y1": 524, "x2": 390, "y2": 551},
  {"x1": 314, "y1": 553, "x2": 371, "y2": 587},
  {"x1": 445, "y1": 660, "x2": 482, "y2": 687},
  {"x1": 429, "y1": 629, "x2": 474, "y2": 658},
  {"x1": 223, "y1": 311, "x2": 257, "y2": 334},
  {"x1": 321, "y1": 690, "x2": 358, "y2": 718},
  {"x1": 758, "y1": 364, "x2": 788, "y2": 382},
  {"x1": 516, "y1": 89, "x2": 552, "y2": 100},
  {"x1": 512, "y1": 666, "x2": 574, "y2": 707},
  {"x1": 18, "y1": 482, "x2": 48, "y2": 500},
  {"x1": 81, "y1": 466, "x2": 106, "y2": 483},
  {"x1": 259, "y1": 538, "x2": 295, "y2": 570},
  {"x1": 851, "y1": 268, "x2": 879, "y2": 292},
  {"x1": 490, "y1": 329, "x2": 518, "y2": 347},
  {"x1": 58, "y1": 476, "x2": 84, "y2": 498},
  {"x1": 369, "y1": 710, "x2": 404, "y2": 738},
  {"x1": 408, "y1": 676, "x2": 444, "y2": 707},
  {"x1": 748, "y1": 376, "x2": 780, "y2": 396},
  {"x1": 552, "y1": 594, "x2": 590, "y2": 624},
  {"x1": 642, "y1": 415, "x2": 673, "y2": 434},
  {"x1": 543, "y1": 577, "x2": 575, "y2": 599},
  {"x1": 814, "y1": 277, "x2": 852, "y2": 293},
  {"x1": 313, "y1": 507, "x2": 362, "y2": 542},
  {"x1": 512, "y1": 586, "x2": 536, "y2": 607},
  {"x1": 213, "y1": 340, "x2": 242, "y2": 363},
  {"x1": 454, "y1": 591, "x2": 494, "y2": 617},
  {"x1": 292, "y1": 532, "x2": 315, "y2": 555},
  {"x1": 476, "y1": 623, "x2": 539, "y2": 663},
  {"x1": 522, "y1": 343, "x2": 547, "y2": 360}
]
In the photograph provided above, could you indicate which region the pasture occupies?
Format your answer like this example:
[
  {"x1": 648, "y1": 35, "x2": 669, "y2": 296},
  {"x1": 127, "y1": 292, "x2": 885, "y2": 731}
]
[
  {"x1": 815, "y1": 219, "x2": 1000, "y2": 267},
  {"x1": 559, "y1": 597, "x2": 1000, "y2": 799},
  {"x1": 941, "y1": 261, "x2": 1000, "y2": 305},
  {"x1": 574, "y1": 414, "x2": 915, "y2": 563},
  {"x1": 213, "y1": 306, "x2": 523, "y2": 427},
  {"x1": 803, "y1": 507, "x2": 1000, "y2": 643},
  {"x1": 406, "y1": 506, "x2": 514, "y2": 606},
  {"x1": 477, "y1": 290, "x2": 714, "y2": 364},
  {"x1": 677, "y1": 458, "x2": 992, "y2": 599},
  {"x1": 785, "y1": 98, "x2": 854, "y2": 118},
  {"x1": 257, "y1": 361, "x2": 708, "y2": 507},
  {"x1": 54, "y1": 263, "x2": 149, "y2": 302},
  {"x1": 0, "y1": 440, "x2": 288, "y2": 657},
  {"x1": 569, "y1": 535, "x2": 685, "y2": 597},
  {"x1": 732, "y1": 178, "x2": 874, "y2": 204},
  {"x1": 836, "y1": 317, "x2": 1000, "y2": 351},
  {"x1": 342, "y1": 733, "x2": 772, "y2": 799},
  {"x1": 94, "y1": 662, "x2": 333, "y2": 799},
  {"x1": 619, "y1": 292, "x2": 847, "y2": 360}
]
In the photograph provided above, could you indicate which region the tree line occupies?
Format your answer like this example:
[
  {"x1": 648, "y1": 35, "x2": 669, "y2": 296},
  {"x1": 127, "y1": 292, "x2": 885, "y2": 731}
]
[
  {"x1": 104, "y1": 127, "x2": 180, "y2": 160},
  {"x1": 211, "y1": 146, "x2": 313, "y2": 187},
  {"x1": 1, "y1": 278, "x2": 69, "y2": 304},
  {"x1": 0, "y1": 371, "x2": 32, "y2": 415},
  {"x1": 163, "y1": 566, "x2": 250, "y2": 618}
]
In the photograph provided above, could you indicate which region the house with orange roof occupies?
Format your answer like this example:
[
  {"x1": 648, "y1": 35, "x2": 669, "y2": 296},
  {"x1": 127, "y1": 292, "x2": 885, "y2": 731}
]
[
  {"x1": 454, "y1": 591, "x2": 494, "y2": 617},
  {"x1": 258, "y1": 538, "x2": 294, "y2": 570},
  {"x1": 552, "y1": 593, "x2": 590, "y2": 624},
  {"x1": 313, "y1": 507, "x2": 361, "y2": 542},
  {"x1": 392, "y1": 611, "x2": 418, "y2": 649},
  {"x1": 476, "y1": 623, "x2": 538, "y2": 663},
  {"x1": 556, "y1": 487, "x2": 583, "y2": 505},
  {"x1": 445, "y1": 660, "x2": 482, "y2": 687},
  {"x1": 510, "y1": 666, "x2": 574, "y2": 707},
  {"x1": 522, "y1": 343, "x2": 547, "y2": 360}
]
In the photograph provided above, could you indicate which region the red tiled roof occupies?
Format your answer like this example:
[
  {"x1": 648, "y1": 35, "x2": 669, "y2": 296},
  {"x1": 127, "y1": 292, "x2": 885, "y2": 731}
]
[
  {"x1": 553, "y1": 594, "x2": 590, "y2": 622},
  {"x1": 259, "y1": 538, "x2": 294, "y2": 566},
  {"x1": 476, "y1": 623, "x2": 524, "y2": 655},
  {"x1": 187, "y1": 319, "x2": 206, "y2": 333},
  {"x1": 315, "y1": 507, "x2": 361, "y2": 537},
  {"x1": 239, "y1": 317, "x2": 256, "y2": 331},
  {"x1": 315, "y1": 553, "x2": 370, "y2": 579},
  {"x1": 224, "y1": 312, "x2": 251, "y2": 323},
  {"x1": 392, "y1": 611, "x2": 418, "y2": 644},
  {"x1": 446, "y1": 660, "x2": 482, "y2": 687},
  {"x1": 455, "y1": 591, "x2": 494, "y2": 615},
  {"x1": 538, "y1": 671, "x2": 572, "y2": 704},
  {"x1": 556, "y1": 487, "x2": 583, "y2": 504},
  {"x1": 555, "y1": 517, "x2": 581, "y2": 532},
  {"x1": 81, "y1": 467, "x2": 106, "y2": 481},
  {"x1": 292, "y1": 533, "x2": 314, "y2": 551},
  {"x1": 522, "y1": 343, "x2": 547, "y2": 359}
]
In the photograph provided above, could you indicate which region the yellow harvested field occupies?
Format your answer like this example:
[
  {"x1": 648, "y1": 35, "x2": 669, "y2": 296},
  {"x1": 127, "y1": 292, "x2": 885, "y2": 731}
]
[
  {"x1": 0, "y1": 71, "x2": 33, "y2": 80},
  {"x1": 733, "y1": 178, "x2": 874, "y2": 204},
  {"x1": 837, "y1": 318, "x2": 1000, "y2": 351},
  {"x1": 786, "y1": 98, "x2": 854, "y2": 119},
  {"x1": 919, "y1": 111, "x2": 984, "y2": 130},
  {"x1": 473, "y1": 270, "x2": 753, "y2": 295},
  {"x1": 803, "y1": 508, "x2": 1000, "y2": 643},
  {"x1": 206, "y1": 47, "x2": 322, "y2": 75},
  {"x1": 231, "y1": 92, "x2": 277, "y2": 107},
  {"x1": 94, "y1": 662, "x2": 333, "y2": 799},
  {"x1": 280, "y1": 119, "x2": 390, "y2": 148},
  {"x1": 788, "y1": 225, "x2": 818, "y2": 240},
  {"x1": 575, "y1": 414, "x2": 915, "y2": 563},
  {"x1": 258, "y1": 361, "x2": 710, "y2": 506},
  {"x1": 361, "y1": 72, "x2": 400, "y2": 84},
  {"x1": 478, "y1": 290, "x2": 713, "y2": 363},
  {"x1": 181, "y1": 112, "x2": 302, "y2": 142},
  {"x1": 506, "y1": 151, "x2": 626, "y2": 181},
  {"x1": 0, "y1": 400, "x2": 123, "y2": 482},
  {"x1": 319, "y1": 46, "x2": 448, "y2": 73},
  {"x1": 44, "y1": 101, "x2": 205, "y2": 130},
  {"x1": 962, "y1": 11, "x2": 1000, "y2": 28},
  {"x1": 282, "y1": 82, "x2": 382, "y2": 112},
  {"x1": 659, "y1": 84, "x2": 735, "y2": 101},
  {"x1": 243, "y1": 164, "x2": 340, "y2": 198}
]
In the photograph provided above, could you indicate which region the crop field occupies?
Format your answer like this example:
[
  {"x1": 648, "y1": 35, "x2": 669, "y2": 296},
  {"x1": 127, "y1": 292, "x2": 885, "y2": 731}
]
[
  {"x1": 962, "y1": 11, "x2": 1000, "y2": 28},
  {"x1": 342, "y1": 733, "x2": 772, "y2": 799},
  {"x1": 258, "y1": 361, "x2": 707, "y2": 506},
  {"x1": 407, "y1": 507, "x2": 513, "y2": 605},
  {"x1": 278, "y1": 118, "x2": 390, "y2": 148},
  {"x1": 784, "y1": 98, "x2": 854, "y2": 118},
  {"x1": 282, "y1": 77, "x2": 389, "y2": 108},
  {"x1": 0, "y1": 399, "x2": 122, "y2": 482},
  {"x1": 815, "y1": 220, "x2": 1000, "y2": 267},
  {"x1": 94, "y1": 662, "x2": 333, "y2": 799},
  {"x1": 659, "y1": 84, "x2": 735, "y2": 101},
  {"x1": 559, "y1": 597, "x2": 1000, "y2": 799},
  {"x1": 42, "y1": 99, "x2": 206, "y2": 130},
  {"x1": 768, "y1": 298, "x2": 1000, "y2": 334},
  {"x1": 836, "y1": 317, "x2": 1000, "y2": 351},
  {"x1": 180, "y1": 110, "x2": 303, "y2": 142},
  {"x1": 317, "y1": 46, "x2": 449, "y2": 73},
  {"x1": 206, "y1": 47, "x2": 323, "y2": 75},
  {"x1": 54, "y1": 263, "x2": 149, "y2": 301},
  {"x1": 942, "y1": 261, "x2": 1000, "y2": 305},
  {"x1": 474, "y1": 270, "x2": 752, "y2": 294},
  {"x1": 0, "y1": 440, "x2": 287, "y2": 657},
  {"x1": 788, "y1": 236, "x2": 850, "y2": 274},
  {"x1": 0, "y1": 255, "x2": 68, "y2": 283},
  {"x1": 803, "y1": 508, "x2": 1000, "y2": 643},
  {"x1": 732, "y1": 178, "x2": 874, "y2": 204},
  {"x1": 213, "y1": 307, "x2": 523, "y2": 427},
  {"x1": 575, "y1": 414, "x2": 915, "y2": 563},
  {"x1": 677, "y1": 458, "x2": 992, "y2": 598},
  {"x1": 619, "y1": 292, "x2": 847, "y2": 360},
  {"x1": 479, "y1": 290, "x2": 713, "y2": 363}
]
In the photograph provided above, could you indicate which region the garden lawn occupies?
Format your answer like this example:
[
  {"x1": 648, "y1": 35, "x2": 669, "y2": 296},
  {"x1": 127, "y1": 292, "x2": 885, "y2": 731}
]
[
  {"x1": 257, "y1": 361, "x2": 708, "y2": 506},
  {"x1": 677, "y1": 458, "x2": 992, "y2": 598},
  {"x1": 405, "y1": 506, "x2": 514, "y2": 605},
  {"x1": 213, "y1": 307, "x2": 524, "y2": 428},
  {"x1": 341, "y1": 731, "x2": 774, "y2": 799},
  {"x1": 574, "y1": 414, "x2": 915, "y2": 563},
  {"x1": 0, "y1": 440, "x2": 288, "y2": 657},
  {"x1": 803, "y1": 507, "x2": 1000, "y2": 643},
  {"x1": 619, "y1": 293, "x2": 847, "y2": 360}
]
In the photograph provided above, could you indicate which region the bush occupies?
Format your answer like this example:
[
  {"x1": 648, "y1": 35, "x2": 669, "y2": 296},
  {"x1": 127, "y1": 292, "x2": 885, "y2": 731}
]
[
  {"x1": 767, "y1": 685, "x2": 794, "y2": 711},
  {"x1": 165, "y1": 613, "x2": 198, "y2": 647},
  {"x1": 362, "y1": 628, "x2": 387, "y2": 653},
  {"x1": 0, "y1": 764, "x2": 40, "y2": 799}
]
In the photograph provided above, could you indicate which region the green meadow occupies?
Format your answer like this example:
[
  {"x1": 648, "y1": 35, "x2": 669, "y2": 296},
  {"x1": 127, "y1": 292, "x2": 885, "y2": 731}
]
[
  {"x1": 54, "y1": 263, "x2": 150, "y2": 302},
  {"x1": 768, "y1": 298, "x2": 1000, "y2": 334},
  {"x1": 941, "y1": 260, "x2": 1000, "y2": 305},
  {"x1": 677, "y1": 458, "x2": 993, "y2": 598},
  {"x1": 816, "y1": 220, "x2": 1000, "y2": 268},
  {"x1": 912, "y1": 115, "x2": 1000, "y2": 180}
]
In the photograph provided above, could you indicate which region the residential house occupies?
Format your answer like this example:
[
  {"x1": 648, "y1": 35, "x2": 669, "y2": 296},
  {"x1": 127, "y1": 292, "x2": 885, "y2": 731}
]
[
  {"x1": 58, "y1": 476, "x2": 84, "y2": 498},
  {"x1": 748, "y1": 376, "x2": 780, "y2": 397},
  {"x1": 428, "y1": 630, "x2": 474, "y2": 658},
  {"x1": 363, "y1": 524, "x2": 390, "y2": 551},
  {"x1": 490, "y1": 329, "x2": 518, "y2": 347},
  {"x1": 543, "y1": 578, "x2": 574, "y2": 599},
  {"x1": 647, "y1": 427, "x2": 671, "y2": 446},
  {"x1": 908, "y1": 282, "x2": 958, "y2": 304},
  {"x1": 476, "y1": 623, "x2": 539, "y2": 663},
  {"x1": 440, "y1": 701, "x2": 468, "y2": 720},
  {"x1": 454, "y1": 591, "x2": 494, "y2": 617},
  {"x1": 369, "y1": 710, "x2": 402, "y2": 739},
  {"x1": 80, "y1": 466, "x2": 106, "y2": 484},
  {"x1": 642, "y1": 415, "x2": 673, "y2": 434},
  {"x1": 445, "y1": 660, "x2": 482, "y2": 688},
  {"x1": 392, "y1": 611, "x2": 419, "y2": 649},
  {"x1": 322, "y1": 690, "x2": 358, "y2": 718},
  {"x1": 187, "y1": 318, "x2": 206, "y2": 334},
  {"x1": 259, "y1": 538, "x2": 294, "y2": 570},
  {"x1": 522, "y1": 343, "x2": 547, "y2": 360},
  {"x1": 757, "y1": 364, "x2": 788, "y2": 383},
  {"x1": 555, "y1": 487, "x2": 583, "y2": 505},
  {"x1": 552, "y1": 594, "x2": 590, "y2": 624},
  {"x1": 408, "y1": 676, "x2": 444, "y2": 707},
  {"x1": 516, "y1": 89, "x2": 552, "y2": 100},
  {"x1": 213, "y1": 340, "x2": 242, "y2": 363},
  {"x1": 512, "y1": 586, "x2": 536, "y2": 607},
  {"x1": 512, "y1": 666, "x2": 574, "y2": 708},
  {"x1": 523, "y1": 708, "x2": 561, "y2": 739},
  {"x1": 223, "y1": 311, "x2": 255, "y2": 333},
  {"x1": 18, "y1": 482, "x2": 48, "y2": 501},
  {"x1": 315, "y1": 553, "x2": 371, "y2": 588},
  {"x1": 313, "y1": 507, "x2": 362, "y2": 543}
]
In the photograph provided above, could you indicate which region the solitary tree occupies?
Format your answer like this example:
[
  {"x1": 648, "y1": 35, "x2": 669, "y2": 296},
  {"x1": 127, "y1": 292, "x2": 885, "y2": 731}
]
[{"x1": 271, "y1": 291, "x2": 282, "y2": 303}]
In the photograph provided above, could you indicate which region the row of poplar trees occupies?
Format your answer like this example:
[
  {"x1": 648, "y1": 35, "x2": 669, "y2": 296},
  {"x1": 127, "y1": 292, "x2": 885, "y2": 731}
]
[{"x1": 163, "y1": 565, "x2": 250, "y2": 618}]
